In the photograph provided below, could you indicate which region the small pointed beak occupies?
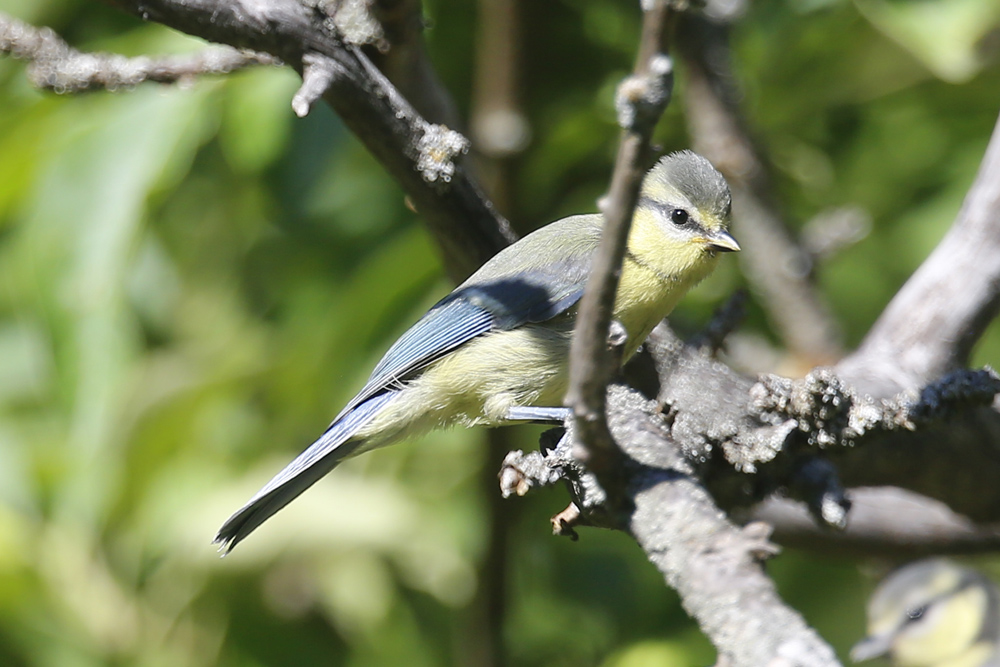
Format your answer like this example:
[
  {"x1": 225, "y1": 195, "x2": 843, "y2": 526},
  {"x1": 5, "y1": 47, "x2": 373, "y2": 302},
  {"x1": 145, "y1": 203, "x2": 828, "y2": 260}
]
[
  {"x1": 706, "y1": 229, "x2": 741, "y2": 253},
  {"x1": 850, "y1": 634, "x2": 893, "y2": 663}
]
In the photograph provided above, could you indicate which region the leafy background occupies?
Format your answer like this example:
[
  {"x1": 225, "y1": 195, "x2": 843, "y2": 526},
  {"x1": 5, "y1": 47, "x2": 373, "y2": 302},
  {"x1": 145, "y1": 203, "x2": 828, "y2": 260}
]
[{"x1": 0, "y1": 0, "x2": 998, "y2": 665}]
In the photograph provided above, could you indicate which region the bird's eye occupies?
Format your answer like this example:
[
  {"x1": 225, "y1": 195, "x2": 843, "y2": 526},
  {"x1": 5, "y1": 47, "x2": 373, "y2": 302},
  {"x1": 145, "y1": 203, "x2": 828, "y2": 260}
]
[
  {"x1": 670, "y1": 209, "x2": 690, "y2": 225},
  {"x1": 906, "y1": 605, "x2": 928, "y2": 622}
]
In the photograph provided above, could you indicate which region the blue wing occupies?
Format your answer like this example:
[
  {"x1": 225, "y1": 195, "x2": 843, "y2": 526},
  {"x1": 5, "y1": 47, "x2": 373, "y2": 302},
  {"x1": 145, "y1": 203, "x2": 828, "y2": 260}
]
[
  {"x1": 334, "y1": 296, "x2": 495, "y2": 419},
  {"x1": 334, "y1": 261, "x2": 591, "y2": 419}
]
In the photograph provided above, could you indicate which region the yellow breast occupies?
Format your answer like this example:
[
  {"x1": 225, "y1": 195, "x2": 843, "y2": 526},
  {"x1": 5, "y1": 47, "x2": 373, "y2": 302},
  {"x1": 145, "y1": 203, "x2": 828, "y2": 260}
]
[{"x1": 614, "y1": 252, "x2": 718, "y2": 359}]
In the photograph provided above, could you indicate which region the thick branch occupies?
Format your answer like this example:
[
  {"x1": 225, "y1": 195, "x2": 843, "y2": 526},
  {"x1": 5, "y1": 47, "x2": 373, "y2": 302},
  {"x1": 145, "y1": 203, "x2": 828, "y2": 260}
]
[
  {"x1": 754, "y1": 489, "x2": 1000, "y2": 558},
  {"x1": 838, "y1": 112, "x2": 1000, "y2": 395},
  {"x1": 100, "y1": 0, "x2": 514, "y2": 280},
  {"x1": 502, "y1": 385, "x2": 841, "y2": 667},
  {"x1": 0, "y1": 11, "x2": 275, "y2": 92},
  {"x1": 646, "y1": 321, "x2": 1000, "y2": 526}
]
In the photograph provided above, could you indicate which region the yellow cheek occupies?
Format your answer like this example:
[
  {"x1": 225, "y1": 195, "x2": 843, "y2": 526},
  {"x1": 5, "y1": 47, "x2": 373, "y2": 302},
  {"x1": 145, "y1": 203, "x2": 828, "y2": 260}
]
[
  {"x1": 616, "y1": 219, "x2": 720, "y2": 357},
  {"x1": 628, "y1": 214, "x2": 713, "y2": 274},
  {"x1": 893, "y1": 587, "x2": 988, "y2": 667}
]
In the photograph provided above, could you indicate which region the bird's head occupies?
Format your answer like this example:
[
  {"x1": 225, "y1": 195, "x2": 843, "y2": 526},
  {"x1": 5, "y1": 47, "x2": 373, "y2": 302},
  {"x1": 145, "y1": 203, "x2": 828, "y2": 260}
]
[
  {"x1": 628, "y1": 150, "x2": 739, "y2": 282},
  {"x1": 853, "y1": 559, "x2": 1000, "y2": 667}
]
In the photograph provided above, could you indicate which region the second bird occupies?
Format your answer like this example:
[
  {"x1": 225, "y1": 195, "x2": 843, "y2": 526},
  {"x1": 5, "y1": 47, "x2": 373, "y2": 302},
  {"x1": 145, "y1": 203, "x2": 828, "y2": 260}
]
[{"x1": 215, "y1": 150, "x2": 740, "y2": 552}]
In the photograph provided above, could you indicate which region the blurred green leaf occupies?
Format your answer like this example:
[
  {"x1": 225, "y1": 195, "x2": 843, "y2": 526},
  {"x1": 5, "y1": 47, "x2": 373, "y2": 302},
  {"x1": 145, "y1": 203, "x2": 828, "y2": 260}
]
[
  {"x1": 856, "y1": 0, "x2": 1000, "y2": 82},
  {"x1": 220, "y1": 67, "x2": 300, "y2": 173}
]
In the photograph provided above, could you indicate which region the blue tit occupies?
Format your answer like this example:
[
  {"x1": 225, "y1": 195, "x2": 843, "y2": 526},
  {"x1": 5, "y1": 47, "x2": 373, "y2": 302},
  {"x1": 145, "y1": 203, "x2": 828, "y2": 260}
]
[
  {"x1": 853, "y1": 559, "x2": 1000, "y2": 667},
  {"x1": 215, "y1": 150, "x2": 739, "y2": 552}
]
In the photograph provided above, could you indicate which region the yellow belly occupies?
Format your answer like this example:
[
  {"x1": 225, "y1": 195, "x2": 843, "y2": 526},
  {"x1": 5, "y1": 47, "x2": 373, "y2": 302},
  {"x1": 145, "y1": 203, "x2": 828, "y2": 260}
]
[{"x1": 354, "y1": 323, "x2": 573, "y2": 445}]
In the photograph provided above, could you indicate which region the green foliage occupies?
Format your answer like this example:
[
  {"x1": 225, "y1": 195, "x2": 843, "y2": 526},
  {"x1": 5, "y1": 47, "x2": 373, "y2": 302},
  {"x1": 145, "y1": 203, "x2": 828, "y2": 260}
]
[{"x1": 0, "y1": 0, "x2": 998, "y2": 665}]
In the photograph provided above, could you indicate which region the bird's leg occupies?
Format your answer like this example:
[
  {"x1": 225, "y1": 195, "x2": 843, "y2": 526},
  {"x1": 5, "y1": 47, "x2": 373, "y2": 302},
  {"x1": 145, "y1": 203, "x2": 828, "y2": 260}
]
[
  {"x1": 505, "y1": 319, "x2": 629, "y2": 424},
  {"x1": 505, "y1": 406, "x2": 572, "y2": 423}
]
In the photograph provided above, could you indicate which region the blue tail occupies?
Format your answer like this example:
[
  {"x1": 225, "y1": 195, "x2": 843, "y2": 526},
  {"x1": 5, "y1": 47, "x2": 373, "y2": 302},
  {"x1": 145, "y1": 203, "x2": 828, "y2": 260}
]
[{"x1": 214, "y1": 392, "x2": 397, "y2": 553}]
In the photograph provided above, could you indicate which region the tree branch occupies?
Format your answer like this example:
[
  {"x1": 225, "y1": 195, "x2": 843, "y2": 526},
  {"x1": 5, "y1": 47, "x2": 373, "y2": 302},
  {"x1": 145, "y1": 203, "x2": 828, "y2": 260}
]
[
  {"x1": 679, "y1": 13, "x2": 844, "y2": 366},
  {"x1": 838, "y1": 112, "x2": 1000, "y2": 396},
  {"x1": 564, "y1": 0, "x2": 675, "y2": 488},
  {"x1": 646, "y1": 320, "x2": 1000, "y2": 522},
  {"x1": 754, "y1": 489, "x2": 1000, "y2": 559},
  {"x1": 0, "y1": 10, "x2": 276, "y2": 92},
  {"x1": 502, "y1": 384, "x2": 842, "y2": 667},
  {"x1": 98, "y1": 0, "x2": 514, "y2": 281},
  {"x1": 368, "y1": 0, "x2": 463, "y2": 129}
]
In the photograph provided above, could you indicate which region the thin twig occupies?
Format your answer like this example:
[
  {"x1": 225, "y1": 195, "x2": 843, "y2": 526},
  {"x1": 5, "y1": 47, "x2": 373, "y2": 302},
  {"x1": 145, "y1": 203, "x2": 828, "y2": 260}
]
[
  {"x1": 564, "y1": 0, "x2": 676, "y2": 488},
  {"x1": 0, "y1": 10, "x2": 276, "y2": 93}
]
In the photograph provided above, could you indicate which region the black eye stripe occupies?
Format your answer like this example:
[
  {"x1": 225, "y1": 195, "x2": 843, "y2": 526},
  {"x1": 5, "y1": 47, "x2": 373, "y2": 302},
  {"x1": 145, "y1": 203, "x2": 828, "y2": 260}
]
[{"x1": 638, "y1": 196, "x2": 710, "y2": 236}]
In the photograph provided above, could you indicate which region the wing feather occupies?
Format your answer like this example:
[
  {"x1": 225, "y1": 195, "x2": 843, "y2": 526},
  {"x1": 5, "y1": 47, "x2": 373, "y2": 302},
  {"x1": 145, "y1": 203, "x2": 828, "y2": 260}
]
[
  {"x1": 336, "y1": 245, "x2": 595, "y2": 419},
  {"x1": 335, "y1": 298, "x2": 495, "y2": 419}
]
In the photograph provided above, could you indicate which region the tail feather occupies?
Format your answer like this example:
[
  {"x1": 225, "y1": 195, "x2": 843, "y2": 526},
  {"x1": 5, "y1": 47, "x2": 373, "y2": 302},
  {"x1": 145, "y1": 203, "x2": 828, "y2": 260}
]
[{"x1": 214, "y1": 391, "x2": 396, "y2": 554}]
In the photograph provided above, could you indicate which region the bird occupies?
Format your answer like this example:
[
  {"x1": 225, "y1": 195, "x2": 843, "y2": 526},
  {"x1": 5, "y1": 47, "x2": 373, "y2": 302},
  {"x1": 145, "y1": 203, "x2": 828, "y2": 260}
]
[
  {"x1": 853, "y1": 558, "x2": 1000, "y2": 666},
  {"x1": 214, "y1": 150, "x2": 740, "y2": 553}
]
